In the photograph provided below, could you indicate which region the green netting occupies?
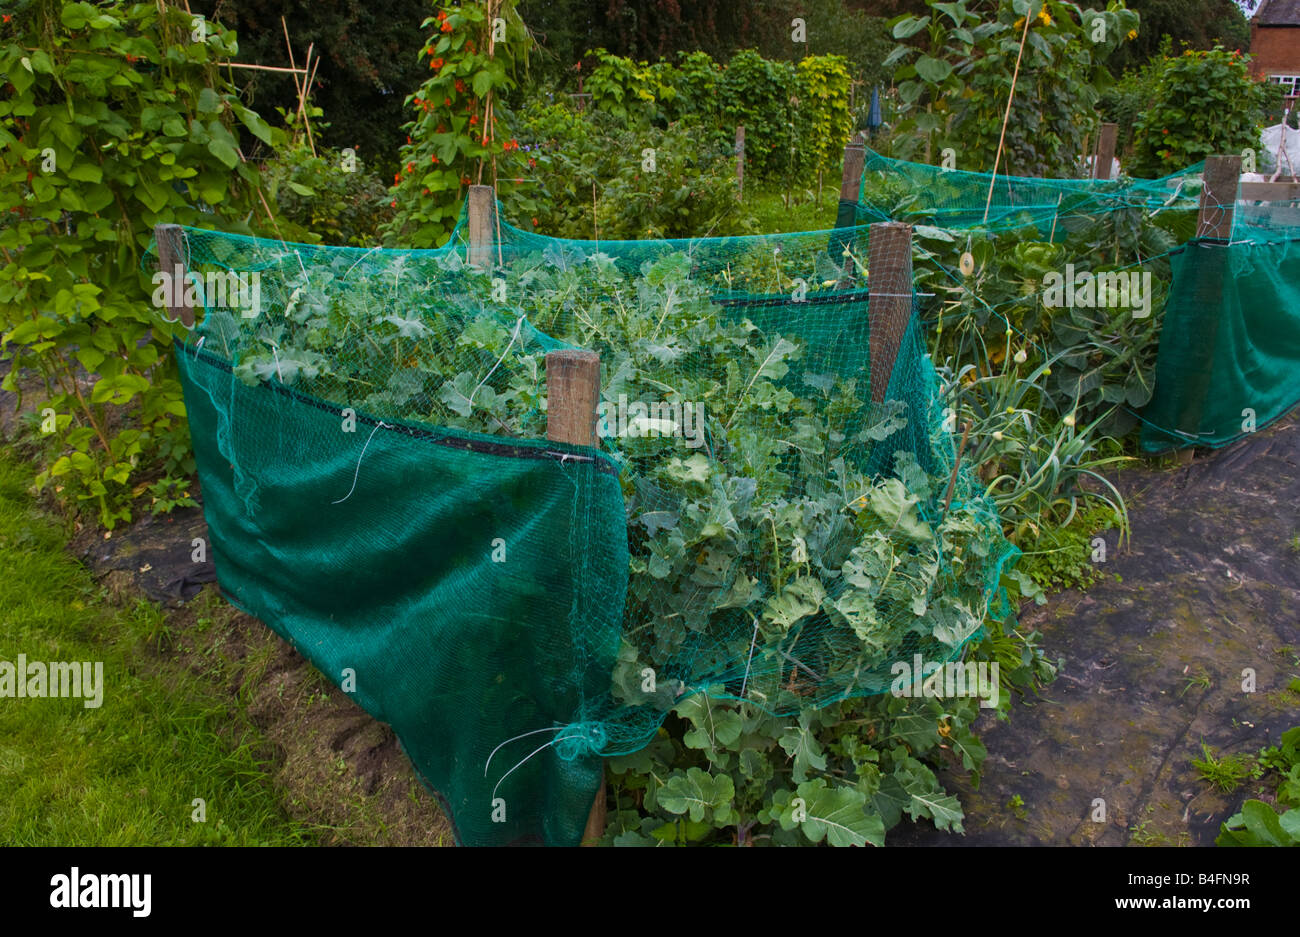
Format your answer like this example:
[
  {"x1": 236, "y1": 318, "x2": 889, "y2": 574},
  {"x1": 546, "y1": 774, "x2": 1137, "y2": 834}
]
[
  {"x1": 856, "y1": 147, "x2": 1204, "y2": 237},
  {"x1": 148, "y1": 207, "x2": 1018, "y2": 846},
  {"x1": 853, "y1": 148, "x2": 1300, "y2": 453},
  {"x1": 1139, "y1": 233, "x2": 1300, "y2": 452}
]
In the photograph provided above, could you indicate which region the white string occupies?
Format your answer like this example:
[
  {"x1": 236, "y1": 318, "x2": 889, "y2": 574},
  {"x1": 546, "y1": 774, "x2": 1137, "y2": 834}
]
[
  {"x1": 341, "y1": 246, "x2": 381, "y2": 281},
  {"x1": 739, "y1": 615, "x2": 761, "y2": 701},
  {"x1": 483, "y1": 725, "x2": 564, "y2": 776},
  {"x1": 470, "y1": 315, "x2": 525, "y2": 406},
  {"x1": 490, "y1": 735, "x2": 583, "y2": 802},
  {"x1": 332, "y1": 419, "x2": 392, "y2": 504}
]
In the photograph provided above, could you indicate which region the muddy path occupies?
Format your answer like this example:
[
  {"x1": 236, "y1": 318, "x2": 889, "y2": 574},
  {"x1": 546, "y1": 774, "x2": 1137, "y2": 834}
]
[{"x1": 896, "y1": 411, "x2": 1300, "y2": 846}]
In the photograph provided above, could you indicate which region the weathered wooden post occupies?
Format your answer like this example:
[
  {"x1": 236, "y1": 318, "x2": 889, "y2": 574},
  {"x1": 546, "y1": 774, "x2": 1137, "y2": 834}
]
[
  {"x1": 1171, "y1": 154, "x2": 1241, "y2": 463},
  {"x1": 1197, "y1": 154, "x2": 1241, "y2": 239},
  {"x1": 868, "y1": 221, "x2": 915, "y2": 404},
  {"x1": 1093, "y1": 122, "x2": 1118, "y2": 180},
  {"x1": 154, "y1": 223, "x2": 193, "y2": 327},
  {"x1": 837, "y1": 137, "x2": 866, "y2": 222},
  {"x1": 831, "y1": 138, "x2": 868, "y2": 288},
  {"x1": 735, "y1": 125, "x2": 745, "y2": 201},
  {"x1": 467, "y1": 184, "x2": 496, "y2": 268},
  {"x1": 544, "y1": 348, "x2": 607, "y2": 845}
]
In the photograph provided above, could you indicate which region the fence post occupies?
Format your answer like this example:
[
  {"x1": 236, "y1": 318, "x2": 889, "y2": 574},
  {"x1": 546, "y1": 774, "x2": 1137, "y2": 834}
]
[
  {"x1": 468, "y1": 184, "x2": 496, "y2": 268},
  {"x1": 838, "y1": 138, "x2": 866, "y2": 218},
  {"x1": 1171, "y1": 154, "x2": 1242, "y2": 464},
  {"x1": 1197, "y1": 154, "x2": 1241, "y2": 239},
  {"x1": 868, "y1": 222, "x2": 914, "y2": 404},
  {"x1": 735, "y1": 125, "x2": 745, "y2": 201},
  {"x1": 1093, "y1": 122, "x2": 1117, "y2": 180},
  {"x1": 831, "y1": 139, "x2": 868, "y2": 288},
  {"x1": 544, "y1": 348, "x2": 606, "y2": 845},
  {"x1": 154, "y1": 224, "x2": 193, "y2": 328}
]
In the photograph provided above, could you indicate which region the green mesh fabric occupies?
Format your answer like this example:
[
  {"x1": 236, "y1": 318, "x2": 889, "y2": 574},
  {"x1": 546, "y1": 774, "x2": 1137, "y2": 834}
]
[
  {"x1": 853, "y1": 148, "x2": 1300, "y2": 452},
  {"x1": 149, "y1": 209, "x2": 1017, "y2": 846},
  {"x1": 856, "y1": 147, "x2": 1204, "y2": 237},
  {"x1": 1139, "y1": 233, "x2": 1300, "y2": 452}
]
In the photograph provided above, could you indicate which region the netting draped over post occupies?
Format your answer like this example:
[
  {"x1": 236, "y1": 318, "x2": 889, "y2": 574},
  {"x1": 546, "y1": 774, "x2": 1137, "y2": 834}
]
[
  {"x1": 853, "y1": 147, "x2": 1300, "y2": 452},
  {"x1": 149, "y1": 208, "x2": 1017, "y2": 846}
]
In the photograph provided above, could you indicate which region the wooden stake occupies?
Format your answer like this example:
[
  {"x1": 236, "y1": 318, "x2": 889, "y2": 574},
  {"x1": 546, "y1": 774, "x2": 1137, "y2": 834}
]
[
  {"x1": 545, "y1": 350, "x2": 600, "y2": 448},
  {"x1": 942, "y1": 422, "x2": 973, "y2": 516},
  {"x1": 467, "y1": 185, "x2": 495, "y2": 268},
  {"x1": 832, "y1": 140, "x2": 868, "y2": 288},
  {"x1": 867, "y1": 222, "x2": 915, "y2": 404},
  {"x1": 1197, "y1": 154, "x2": 1241, "y2": 239},
  {"x1": 983, "y1": 12, "x2": 1033, "y2": 222},
  {"x1": 154, "y1": 224, "x2": 193, "y2": 328},
  {"x1": 735, "y1": 125, "x2": 745, "y2": 201},
  {"x1": 224, "y1": 62, "x2": 309, "y2": 76},
  {"x1": 1093, "y1": 122, "x2": 1117, "y2": 180},
  {"x1": 544, "y1": 348, "x2": 607, "y2": 847}
]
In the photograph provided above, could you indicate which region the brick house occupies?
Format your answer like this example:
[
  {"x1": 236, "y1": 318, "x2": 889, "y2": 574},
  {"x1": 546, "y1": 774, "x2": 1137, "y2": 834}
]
[{"x1": 1249, "y1": 0, "x2": 1300, "y2": 103}]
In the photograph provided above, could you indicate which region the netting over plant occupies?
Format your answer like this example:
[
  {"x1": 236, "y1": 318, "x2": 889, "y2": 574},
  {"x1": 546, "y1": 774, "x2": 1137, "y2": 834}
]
[
  {"x1": 853, "y1": 147, "x2": 1300, "y2": 453},
  {"x1": 148, "y1": 209, "x2": 1018, "y2": 846}
]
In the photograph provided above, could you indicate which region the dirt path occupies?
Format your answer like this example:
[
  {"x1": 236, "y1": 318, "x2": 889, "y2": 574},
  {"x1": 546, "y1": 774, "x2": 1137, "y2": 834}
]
[{"x1": 896, "y1": 411, "x2": 1300, "y2": 846}]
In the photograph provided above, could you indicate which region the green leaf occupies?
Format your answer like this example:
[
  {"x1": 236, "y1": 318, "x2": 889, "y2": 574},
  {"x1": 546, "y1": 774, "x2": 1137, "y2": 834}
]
[
  {"x1": 656, "y1": 767, "x2": 735, "y2": 824},
  {"x1": 65, "y1": 162, "x2": 103, "y2": 184},
  {"x1": 779, "y1": 713, "x2": 828, "y2": 783},
  {"x1": 90, "y1": 373, "x2": 151, "y2": 406},
  {"x1": 208, "y1": 137, "x2": 240, "y2": 170},
  {"x1": 790, "y1": 779, "x2": 884, "y2": 846},
  {"x1": 891, "y1": 16, "x2": 930, "y2": 39},
  {"x1": 233, "y1": 105, "x2": 273, "y2": 145},
  {"x1": 867, "y1": 478, "x2": 932, "y2": 542},
  {"x1": 914, "y1": 55, "x2": 953, "y2": 85},
  {"x1": 196, "y1": 87, "x2": 223, "y2": 115}
]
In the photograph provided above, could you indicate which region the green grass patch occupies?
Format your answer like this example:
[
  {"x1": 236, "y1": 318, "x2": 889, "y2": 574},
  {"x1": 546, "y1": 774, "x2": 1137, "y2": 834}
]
[
  {"x1": 742, "y1": 184, "x2": 841, "y2": 234},
  {"x1": 0, "y1": 449, "x2": 316, "y2": 845}
]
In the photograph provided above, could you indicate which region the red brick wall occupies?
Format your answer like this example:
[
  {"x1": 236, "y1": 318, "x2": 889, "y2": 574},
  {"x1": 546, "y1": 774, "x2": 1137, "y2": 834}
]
[{"x1": 1250, "y1": 26, "x2": 1300, "y2": 76}]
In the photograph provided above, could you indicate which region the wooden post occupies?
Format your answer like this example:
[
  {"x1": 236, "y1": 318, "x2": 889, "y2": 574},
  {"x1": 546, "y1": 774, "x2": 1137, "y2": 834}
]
[
  {"x1": 1093, "y1": 122, "x2": 1117, "y2": 180},
  {"x1": 831, "y1": 139, "x2": 868, "y2": 287},
  {"x1": 868, "y1": 222, "x2": 914, "y2": 404},
  {"x1": 544, "y1": 349, "x2": 606, "y2": 845},
  {"x1": 546, "y1": 350, "x2": 600, "y2": 449},
  {"x1": 1197, "y1": 154, "x2": 1241, "y2": 239},
  {"x1": 839, "y1": 139, "x2": 866, "y2": 206},
  {"x1": 735, "y1": 125, "x2": 745, "y2": 201},
  {"x1": 1172, "y1": 154, "x2": 1242, "y2": 464},
  {"x1": 467, "y1": 185, "x2": 495, "y2": 269},
  {"x1": 154, "y1": 223, "x2": 193, "y2": 328}
]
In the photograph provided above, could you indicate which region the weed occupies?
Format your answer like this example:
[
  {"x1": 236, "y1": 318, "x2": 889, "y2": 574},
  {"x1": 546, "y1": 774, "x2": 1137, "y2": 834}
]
[
  {"x1": 1192, "y1": 741, "x2": 1259, "y2": 792},
  {"x1": 1007, "y1": 793, "x2": 1029, "y2": 820}
]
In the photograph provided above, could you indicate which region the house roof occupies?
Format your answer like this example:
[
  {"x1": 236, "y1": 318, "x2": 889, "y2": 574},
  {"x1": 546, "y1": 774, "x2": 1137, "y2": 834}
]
[{"x1": 1254, "y1": 0, "x2": 1300, "y2": 25}]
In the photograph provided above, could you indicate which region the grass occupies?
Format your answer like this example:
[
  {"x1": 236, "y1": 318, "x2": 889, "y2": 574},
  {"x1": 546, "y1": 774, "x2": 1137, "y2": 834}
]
[
  {"x1": 1192, "y1": 741, "x2": 1259, "y2": 794},
  {"x1": 743, "y1": 183, "x2": 841, "y2": 233},
  {"x1": 0, "y1": 449, "x2": 318, "y2": 845}
]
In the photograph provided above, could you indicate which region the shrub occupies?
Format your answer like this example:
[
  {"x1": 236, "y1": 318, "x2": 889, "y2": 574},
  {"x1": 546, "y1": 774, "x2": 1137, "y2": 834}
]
[
  {"x1": 0, "y1": 0, "x2": 278, "y2": 527},
  {"x1": 1129, "y1": 46, "x2": 1282, "y2": 178}
]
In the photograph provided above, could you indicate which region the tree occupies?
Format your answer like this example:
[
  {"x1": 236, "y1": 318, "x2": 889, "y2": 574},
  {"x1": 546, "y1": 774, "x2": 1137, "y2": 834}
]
[{"x1": 190, "y1": 0, "x2": 432, "y2": 175}]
